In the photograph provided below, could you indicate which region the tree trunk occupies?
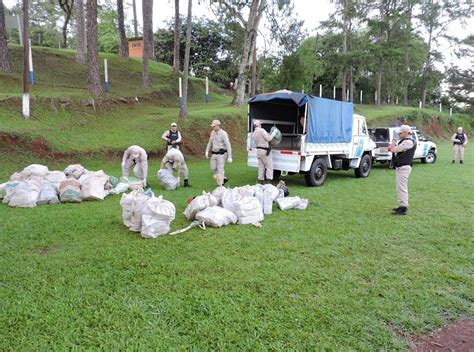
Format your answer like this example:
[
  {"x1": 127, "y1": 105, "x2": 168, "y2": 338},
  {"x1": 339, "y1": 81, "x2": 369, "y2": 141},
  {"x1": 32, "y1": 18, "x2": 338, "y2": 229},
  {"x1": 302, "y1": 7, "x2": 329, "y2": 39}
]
[
  {"x1": 132, "y1": 0, "x2": 138, "y2": 37},
  {"x1": 341, "y1": 5, "x2": 348, "y2": 102},
  {"x1": 0, "y1": 0, "x2": 11, "y2": 73},
  {"x1": 349, "y1": 66, "x2": 354, "y2": 103},
  {"x1": 233, "y1": 0, "x2": 265, "y2": 107},
  {"x1": 86, "y1": 0, "x2": 103, "y2": 96},
  {"x1": 142, "y1": 0, "x2": 153, "y2": 88},
  {"x1": 420, "y1": 22, "x2": 433, "y2": 108},
  {"x1": 172, "y1": 0, "x2": 180, "y2": 74},
  {"x1": 250, "y1": 38, "x2": 257, "y2": 97},
  {"x1": 117, "y1": 0, "x2": 128, "y2": 56},
  {"x1": 62, "y1": 12, "x2": 71, "y2": 48},
  {"x1": 76, "y1": 0, "x2": 85, "y2": 64},
  {"x1": 402, "y1": 3, "x2": 413, "y2": 106},
  {"x1": 376, "y1": 57, "x2": 382, "y2": 106},
  {"x1": 179, "y1": 0, "x2": 192, "y2": 118}
]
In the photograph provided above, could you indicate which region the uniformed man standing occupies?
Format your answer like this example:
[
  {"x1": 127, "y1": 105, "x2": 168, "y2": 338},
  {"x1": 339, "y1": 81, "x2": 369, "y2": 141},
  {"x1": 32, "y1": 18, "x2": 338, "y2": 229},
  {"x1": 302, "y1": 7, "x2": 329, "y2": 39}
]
[
  {"x1": 160, "y1": 148, "x2": 190, "y2": 187},
  {"x1": 122, "y1": 145, "x2": 149, "y2": 187},
  {"x1": 451, "y1": 127, "x2": 468, "y2": 164},
  {"x1": 252, "y1": 120, "x2": 278, "y2": 184},
  {"x1": 205, "y1": 120, "x2": 232, "y2": 186},
  {"x1": 388, "y1": 125, "x2": 417, "y2": 216},
  {"x1": 162, "y1": 122, "x2": 182, "y2": 151}
]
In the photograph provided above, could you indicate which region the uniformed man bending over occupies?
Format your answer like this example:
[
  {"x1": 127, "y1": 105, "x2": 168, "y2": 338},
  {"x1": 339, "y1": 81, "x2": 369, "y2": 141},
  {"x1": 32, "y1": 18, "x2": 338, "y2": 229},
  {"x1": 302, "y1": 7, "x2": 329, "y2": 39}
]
[
  {"x1": 205, "y1": 119, "x2": 232, "y2": 186},
  {"x1": 122, "y1": 145, "x2": 149, "y2": 187},
  {"x1": 388, "y1": 125, "x2": 417, "y2": 216},
  {"x1": 160, "y1": 148, "x2": 190, "y2": 187}
]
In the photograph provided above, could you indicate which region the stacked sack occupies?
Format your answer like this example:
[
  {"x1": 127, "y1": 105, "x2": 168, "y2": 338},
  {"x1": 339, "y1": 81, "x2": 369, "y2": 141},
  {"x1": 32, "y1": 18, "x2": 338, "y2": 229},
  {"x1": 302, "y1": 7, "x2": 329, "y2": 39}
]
[
  {"x1": 0, "y1": 163, "x2": 126, "y2": 208},
  {"x1": 120, "y1": 190, "x2": 175, "y2": 238}
]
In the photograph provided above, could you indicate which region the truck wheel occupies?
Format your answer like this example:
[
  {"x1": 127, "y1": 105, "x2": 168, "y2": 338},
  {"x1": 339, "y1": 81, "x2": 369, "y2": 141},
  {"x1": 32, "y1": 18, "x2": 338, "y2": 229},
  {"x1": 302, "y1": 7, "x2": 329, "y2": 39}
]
[
  {"x1": 305, "y1": 158, "x2": 328, "y2": 187},
  {"x1": 273, "y1": 170, "x2": 281, "y2": 181},
  {"x1": 421, "y1": 151, "x2": 437, "y2": 164},
  {"x1": 355, "y1": 154, "x2": 372, "y2": 178}
]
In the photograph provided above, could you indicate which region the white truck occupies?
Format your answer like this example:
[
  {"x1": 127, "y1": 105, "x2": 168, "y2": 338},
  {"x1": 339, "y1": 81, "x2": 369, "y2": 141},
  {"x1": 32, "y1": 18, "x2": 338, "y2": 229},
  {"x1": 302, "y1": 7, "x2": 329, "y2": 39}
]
[
  {"x1": 369, "y1": 127, "x2": 437, "y2": 164},
  {"x1": 247, "y1": 90, "x2": 376, "y2": 187}
]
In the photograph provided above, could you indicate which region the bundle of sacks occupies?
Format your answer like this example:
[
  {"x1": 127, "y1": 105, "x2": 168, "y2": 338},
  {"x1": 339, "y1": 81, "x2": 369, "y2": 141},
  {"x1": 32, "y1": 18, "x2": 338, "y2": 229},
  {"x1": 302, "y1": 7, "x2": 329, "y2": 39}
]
[
  {"x1": 182, "y1": 181, "x2": 308, "y2": 229},
  {"x1": 120, "y1": 190, "x2": 175, "y2": 238},
  {"x1": 0, "y1": 164, "x2": 131, "y2": 208}
]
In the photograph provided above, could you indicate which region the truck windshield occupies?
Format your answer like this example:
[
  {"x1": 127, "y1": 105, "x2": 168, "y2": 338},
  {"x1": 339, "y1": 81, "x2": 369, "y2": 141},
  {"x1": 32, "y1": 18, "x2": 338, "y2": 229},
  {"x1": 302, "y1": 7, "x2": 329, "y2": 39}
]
[{"x1": 369, "y1": 128, "x2": 389, "y2": 142}]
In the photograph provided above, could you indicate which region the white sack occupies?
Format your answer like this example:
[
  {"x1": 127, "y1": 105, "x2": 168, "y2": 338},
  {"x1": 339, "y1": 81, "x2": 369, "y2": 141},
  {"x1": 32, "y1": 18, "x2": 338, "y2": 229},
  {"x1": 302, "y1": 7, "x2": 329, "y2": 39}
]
[
  {"x1": 64, "y1": 164, "x2": 86, "y2": 179},
  {"x1": 276, "y1": 196, "x2": 309, "y2": 210},
  {"x1": 141, "y1": 196, "x2": 176, "y2": 238},
  {"x1": 81, "y1": 171, "x2": 109, "y2": 200},
  {"x1": 263, "y1": 189, "x2": 273, "y2": 215},
  {"x1": 59, "y1": 179, "x2": 82, "y2": 203},
  {"x1": 43, "y1": 171, "x2": 67, "y2": 191},
  {"x1": 263, "y1": 184, "x2": 280, "y2": 201},
  {"x1": 196, "y1": 206, "x2": 238, "y2": 227},
  {"x1": 237, "y1": 185, "x2": 256, "y2": 197},
  {"x1": 110, "y1": 182, "x2": 129, "y2": 195},
  {"x1": 2, "y1": 182, "x2": 19, "y2": 204},
  {"x1": 9, "y1": 172, "x2": 28, "y2": 182},
  {"x1": 253, "y1": 185, "x2": 264, "y2": 210},
  {"x1": 120, "y1": 191, "x2": 136, "y2": 228},
  {"x1": 221, "y1": 188, "x2": 242, "y2": 215},
  {"x1": 130, "y1": 192, "x2": 150, "y2": 232},
  {"x1": 234, "y1": 196, "x2": 264, "y2": 225},
  {"x1": 22, "y1": 164, "x2": 49, "y2": 177},
  {"x1": 37, "y1": 182, "x2": 60, "y2": 205},
  {"x1": 183, "y1": 192, "x2": 218, "y2": 220},
  {"x1": 157, "y1": 169, "x2": 179, "y2": 191},
  {"x1": 8, "y1": 180, "x2": 41, "y2": 208},
  {"x1": 211, "y1": 186, "x2": 227, "y2": 206}
]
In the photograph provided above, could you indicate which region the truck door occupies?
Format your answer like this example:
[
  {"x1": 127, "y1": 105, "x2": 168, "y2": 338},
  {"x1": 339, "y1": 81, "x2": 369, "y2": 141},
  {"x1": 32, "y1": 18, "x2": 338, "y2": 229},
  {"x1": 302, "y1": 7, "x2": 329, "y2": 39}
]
[{"x1": 351, "y1": 118, "x2": 367, "y2": 159}]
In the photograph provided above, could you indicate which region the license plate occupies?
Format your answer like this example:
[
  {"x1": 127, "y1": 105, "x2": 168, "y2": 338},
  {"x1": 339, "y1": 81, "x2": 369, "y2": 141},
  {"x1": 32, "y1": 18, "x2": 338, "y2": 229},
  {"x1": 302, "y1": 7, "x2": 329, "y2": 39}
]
[{"x1": 379, "y1": 147, "x2": 388, "y2": 152}]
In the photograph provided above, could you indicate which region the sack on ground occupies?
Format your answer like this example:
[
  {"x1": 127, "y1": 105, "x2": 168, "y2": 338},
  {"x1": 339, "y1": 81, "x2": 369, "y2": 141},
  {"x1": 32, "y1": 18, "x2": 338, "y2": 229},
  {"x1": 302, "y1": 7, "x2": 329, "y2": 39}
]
[
  {"x1": 2, "y1": 182, "x2": 19, "y2": 204},
  {"x1": 211, "y1": 186, "x2": 227, "y2": 206},
  {"x1": 183, "y1": 192, "x2": 218, "y2": 220},
  {"x1": 43, "y1": 171, "x2": 67, "y2": 191},
  {"x1": 157, "y1": 169, "x2": 179, "y2": 191},
  {"x1": 8, "y1": 180, "x2": 41, "y2": 208},
  {"x1": 120, "y1": 191, "x2": 136, "y2": 228},
  {"x1": 59, "y1": 179, "x2": 82, "y2": 203},
  {"x1": 141, "y1": 196, "x2": 176, "y2": 238},
  {"x1": 130, "y1": 192, "x2": 151, "y2": 232},
  {"x1": 276, "y1": 196, "x2": 308, "y2": 210},
  {"x1": 237, "y1": 185, "x2": 256, "y2": 197},
  {"x1": 263, "y1": 189, "x2": 273, "y2": 215},
  {"x1": 221, "y1": 188, "x2": 242, "y2": 215},
  {"x1": 81, "y1": 171, "x2": 109, "y2": 200},
  {"x1": 22, "y1": 164, "x2": 49, "y2": 177},
  {"x1": 108, "y1": 175, "x2": 119, "y2": 188},
  {"x1": 110, "y1": 182, "x2": 129, "y2": 195},
  {"x1": 234, "y1": 196, "x2": 264, "y2": 225},
  {"x1": 263, "y1": 184, "x2": 279, "y2": 201},
  {"x1": 196, "y1": 206, "x2": 238, "y2": 227},
  {"x1": 64, "y1": 164, "x2": 86, "y2": 179},
  {"x1": 254, "y1": 185, "x2": 264, "y2": 209},
  {"x1": 37, "y1": 182, "x2": 60, "y2": 205}
]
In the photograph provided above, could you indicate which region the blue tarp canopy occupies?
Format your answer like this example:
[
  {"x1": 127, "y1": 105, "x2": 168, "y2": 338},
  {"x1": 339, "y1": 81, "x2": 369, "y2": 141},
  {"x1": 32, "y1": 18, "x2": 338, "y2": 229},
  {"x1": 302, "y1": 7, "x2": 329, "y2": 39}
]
[{"x1": 248, "y1": 90, "x2": 354, "y2": 143}]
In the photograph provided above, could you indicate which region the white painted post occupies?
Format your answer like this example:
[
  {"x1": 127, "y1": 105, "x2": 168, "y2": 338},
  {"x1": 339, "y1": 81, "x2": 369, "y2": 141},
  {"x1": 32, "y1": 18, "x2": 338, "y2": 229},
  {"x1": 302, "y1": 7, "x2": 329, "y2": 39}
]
[
  {"x1": 16, "y1": 15, "x2": 23, "y2": 46},
  {"x1": 179, "y1": 77, "x2": 182, "y2": 98},
  {"x1": 419, "y1": 100, "x2": 422, "y2": 109},
  {"x1": 319, "y1": 84, "x2": 322, "y2": 97},
  {"x1": 104, "y1": 59, "x2": 110, "y2": 92},
  {"x1": 388, "y1": 95, "x2": 390, "y2": 104},
  {"x1": 439, "y1": 102, "x2": 442, "y2": 112},
  {"x1": 333, "y1": 86, "x2": 336, "y2": 100},
  {"x1": 360, "y1": 90, "x2": 363, "y2": 104},
  {"x1": 375, "y1": 90, "x2": 377, "y2": 103},
  {"x1": 449, "y1": 107, "x2": 452, "y2": 117},
  {"x1": 22, "y1": 93, "x2": 30, "y2": 117},
  {"x1": 205, "y1": 76, "x2": 209, "y2": 103},
  {"x1": 28, "y1": 39, "x2": 35, "y2": 85},
  {"x1": 396, "y1": 97, "x2": 398, "y2": 105}
]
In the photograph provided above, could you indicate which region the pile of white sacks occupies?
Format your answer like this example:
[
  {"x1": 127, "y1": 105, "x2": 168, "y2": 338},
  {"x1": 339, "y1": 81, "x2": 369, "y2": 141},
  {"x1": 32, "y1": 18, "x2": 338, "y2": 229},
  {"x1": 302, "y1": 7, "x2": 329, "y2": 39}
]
[
  {"x1": 119, "y1": 182, "x2": 309, "y2": 238},
  {"x1": 0, "y1": 164, "x2": 132, "y2": 208}
]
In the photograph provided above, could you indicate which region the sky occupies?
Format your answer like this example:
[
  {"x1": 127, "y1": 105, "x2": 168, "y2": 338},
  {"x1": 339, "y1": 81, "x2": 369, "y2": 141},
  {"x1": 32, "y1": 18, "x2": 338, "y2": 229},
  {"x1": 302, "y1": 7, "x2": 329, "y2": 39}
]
[{"x1": 4, "y1": 0, "x2": 473, "y2": 68}]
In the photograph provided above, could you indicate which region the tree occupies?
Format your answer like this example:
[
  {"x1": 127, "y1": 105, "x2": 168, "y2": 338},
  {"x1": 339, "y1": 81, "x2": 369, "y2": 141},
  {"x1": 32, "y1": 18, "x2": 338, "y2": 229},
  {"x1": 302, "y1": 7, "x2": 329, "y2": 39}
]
[
  {"x1": 172, "y1": 0, "x2": 180, "y2": 73},
  {"x1": 142, "y1": 0, "x2": 153, "y2": 88},
  {"x1": 58, "y1": 0, "x2": 74, "y2": 48},
  {"x1": 0, "y1": 0, "x2": 11, "y2": 73},
  {"x1": 117, "y1": 0, "x2": 128, "y2": 56},
  {"x1": 179, "y1": 0, "x2": 192, "y2": 118},
  {"x1": 98, "y1": 3, "x2": 120, "y2": 53},
  {"x1": 86, "y1": 0, "x2": 103, "y2": 96},
  {"x1": 76, "y1": 0, "x2": 85, "y2": 63}
]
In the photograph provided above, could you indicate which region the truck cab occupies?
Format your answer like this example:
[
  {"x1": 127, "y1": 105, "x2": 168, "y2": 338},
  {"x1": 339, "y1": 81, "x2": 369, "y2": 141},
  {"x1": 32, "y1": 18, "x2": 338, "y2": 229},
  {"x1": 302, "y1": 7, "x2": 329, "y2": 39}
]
[
  {"x1": 247, "y1": 90, "x2": 376, "y2": 187},
  {"x1": 369, "y1": 127, "x2": 437, "y2": 164}
]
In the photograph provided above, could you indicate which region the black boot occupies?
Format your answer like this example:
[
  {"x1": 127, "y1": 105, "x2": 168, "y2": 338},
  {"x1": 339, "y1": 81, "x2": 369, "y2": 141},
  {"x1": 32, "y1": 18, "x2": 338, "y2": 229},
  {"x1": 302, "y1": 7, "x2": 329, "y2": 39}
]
[
  {"x1": 184, "y1": 179, "x2": 190, "y2": 187},
  {"x1": 258, "y1": 180, "x2": 264, "y2": 185},
  {"x1": 392, "y1": 206, "x2": 401, "y2": 212},
  {"x1": 223, "y1": 177, "x2": 229, "y2": 185},
  {"x1": 460, "y1": 160, "x2": 463, "y2": 164},
  {"x1": 393, "y1": 207, "x2": 408, "y2": 215},
  {"x1": 452, "y1": 160, "x2": 455, "y2": 164}
]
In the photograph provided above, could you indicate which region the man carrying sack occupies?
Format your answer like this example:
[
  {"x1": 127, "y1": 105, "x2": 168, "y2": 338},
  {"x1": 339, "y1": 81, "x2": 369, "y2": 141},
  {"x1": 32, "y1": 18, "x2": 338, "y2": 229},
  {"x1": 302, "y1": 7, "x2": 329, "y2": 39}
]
[
  {"x1": 388, "y1": 125, "x2": 417, "y2": 216},
  {"x1": 205, "y1": 120, "x2": 232, "y2": 186},
  {"x1": 252, "y1": 120, "x2": 278, "y2": 184}
]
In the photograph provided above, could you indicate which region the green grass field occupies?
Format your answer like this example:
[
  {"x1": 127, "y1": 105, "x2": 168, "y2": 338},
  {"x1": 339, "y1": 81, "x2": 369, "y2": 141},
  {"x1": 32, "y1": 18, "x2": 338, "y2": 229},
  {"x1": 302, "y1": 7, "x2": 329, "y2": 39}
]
[{"x1": 0, "y1": 143, "x2": 472, "y2": 350}]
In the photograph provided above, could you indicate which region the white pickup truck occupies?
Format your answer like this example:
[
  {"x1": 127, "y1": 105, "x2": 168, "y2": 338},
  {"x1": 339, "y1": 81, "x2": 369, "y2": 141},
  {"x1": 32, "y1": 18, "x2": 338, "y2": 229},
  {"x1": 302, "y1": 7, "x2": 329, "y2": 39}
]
[
  {"x1": 247, "y1": 90, "x2": 376, "y2": 187},
  {"x1": 369, "y1": 127, "x2": 437, "y2": 164}
]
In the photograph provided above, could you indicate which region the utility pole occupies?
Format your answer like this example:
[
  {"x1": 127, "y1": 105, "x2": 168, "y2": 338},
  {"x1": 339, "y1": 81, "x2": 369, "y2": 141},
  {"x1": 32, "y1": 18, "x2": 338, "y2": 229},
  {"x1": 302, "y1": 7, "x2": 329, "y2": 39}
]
[{"x1": 22, "y1": 0, "x2": 30, "y2": 118}]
